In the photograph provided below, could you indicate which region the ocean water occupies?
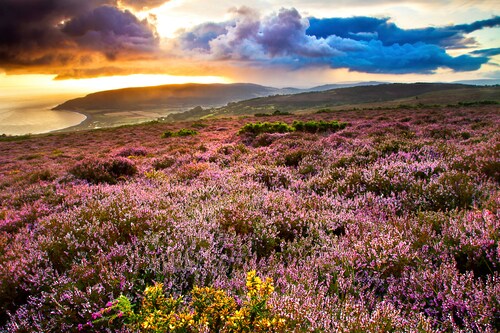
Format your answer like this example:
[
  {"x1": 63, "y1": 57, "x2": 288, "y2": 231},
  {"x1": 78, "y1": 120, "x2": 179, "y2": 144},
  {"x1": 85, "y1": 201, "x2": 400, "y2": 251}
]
[{"x1": 0, "y1": 100, "x2": 86, "y2": 136}]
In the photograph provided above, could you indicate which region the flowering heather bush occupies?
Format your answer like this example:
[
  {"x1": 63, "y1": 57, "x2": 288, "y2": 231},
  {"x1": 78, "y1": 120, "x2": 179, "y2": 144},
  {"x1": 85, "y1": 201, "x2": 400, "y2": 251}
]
[
  {"x1": 69, "y1": 157, "x2": 138, "y2": 184},
  {"x1": 0, "y1": 106, "x2": 499, "y2": 332},
  {"x1": 115, "y1": 147, "x2": 149, "y2": 157}
]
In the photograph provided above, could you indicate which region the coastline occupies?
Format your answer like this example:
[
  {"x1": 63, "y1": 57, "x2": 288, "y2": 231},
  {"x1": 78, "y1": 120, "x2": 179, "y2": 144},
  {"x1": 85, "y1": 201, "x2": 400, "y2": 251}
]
[
  {"x1": 0, "y1": 108, "x2": 88, "y2": 136},
  {"x1": 50, "y1": 107, "x2": 180, "y2": 134},
  {"x1": 50, "y1": 110, "x2": 94, "y2": 133}
]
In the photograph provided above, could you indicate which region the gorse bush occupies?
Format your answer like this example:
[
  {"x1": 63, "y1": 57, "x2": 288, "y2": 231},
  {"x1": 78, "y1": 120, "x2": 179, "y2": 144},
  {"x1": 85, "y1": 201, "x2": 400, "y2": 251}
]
[
  {"x1": 162, "y1": 129, "x2": 199, "y2": 138},
  {"x1": 95, "y1": 271, "x2": 286, "y2": 332},
  {"x1": 69, "y1": 157, "x2": 137, "y2": 184},
  {"x1": 239, "y1": 120, "x2": 347, "y2": 136}
]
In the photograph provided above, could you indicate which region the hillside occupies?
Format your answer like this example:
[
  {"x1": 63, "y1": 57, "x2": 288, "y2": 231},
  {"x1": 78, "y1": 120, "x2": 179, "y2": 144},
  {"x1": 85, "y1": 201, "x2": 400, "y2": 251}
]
[
  {"x1": 52, "y1": 83, "x2": 500, "y2": 131},
  {"x1": 1, "y1": 105, "x2": 498, "y2": 331},
  {"x1": 215, "y1": 83, "x2": 493, "y2": 115},
  {"x1": 53, "y1": 83, "x2": 280, "y2": 111},
  {"x1": 54, "y1": 82, "x2": 390, "y2": 113}
]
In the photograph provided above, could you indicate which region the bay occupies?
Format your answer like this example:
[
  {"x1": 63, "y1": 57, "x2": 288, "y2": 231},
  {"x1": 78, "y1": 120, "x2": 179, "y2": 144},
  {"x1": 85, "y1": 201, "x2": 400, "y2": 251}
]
[{"x1": 0, "y1": 99, "x2": 86, "y2": 136}]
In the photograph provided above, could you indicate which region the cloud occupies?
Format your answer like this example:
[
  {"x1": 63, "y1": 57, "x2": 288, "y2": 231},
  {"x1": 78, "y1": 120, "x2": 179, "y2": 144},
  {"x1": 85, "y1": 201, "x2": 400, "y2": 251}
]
[
  {"x1": 1, "y1": 3, "x2": 497, "y2": 78},
  {"x1": 470, "y1": 48, "x2": 500, "y2": 57},
  {"x1": 307, "y1": 16, "x2": 500, "y2": 49},
  {"x1": 329, "y1": 42, "x2": 487, "y2": 74},
  {"x1": 0, "y1": 0, "x2": 158, "y2": 71},
  {"x1": 179, "y1": 8, "x2": 496, "y2": 74},
  {"x1": 62, "y1": 6, "x2": 158, "y2": 60},
  {"x1": 119, "y1": 0, "x2": 170, "y2": 11},
  {"x1": 179, "y1": 23, "x2": 230, "y2": 52}
]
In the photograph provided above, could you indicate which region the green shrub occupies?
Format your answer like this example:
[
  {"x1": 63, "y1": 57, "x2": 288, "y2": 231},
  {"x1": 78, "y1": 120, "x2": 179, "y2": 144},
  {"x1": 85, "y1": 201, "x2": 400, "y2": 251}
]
[
  {"x1": 161, "y1": 129, "x2": 198, "y2": 138},
  {"x1": 177, "y1": 129, "x2": 198, "y2": 136},
  {"x1": 238, "y1": 122, "x2": 294, "y2": 135},
  {"x1": 292, "y1": 120, "x2": 347, "y2": 133},
  {"x1": 239, "y1": 120, "x2": 347, "y2": 136},
  {"x1": 161, "y1": 130, "x2": 174, "y2": 138}
]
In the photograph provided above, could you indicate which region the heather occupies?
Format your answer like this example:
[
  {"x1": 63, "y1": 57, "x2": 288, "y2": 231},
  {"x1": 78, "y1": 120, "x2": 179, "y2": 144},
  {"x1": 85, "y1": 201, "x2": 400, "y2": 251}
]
[{"x1": 0, "y1": 106, "x2": 498, "y2": 332}]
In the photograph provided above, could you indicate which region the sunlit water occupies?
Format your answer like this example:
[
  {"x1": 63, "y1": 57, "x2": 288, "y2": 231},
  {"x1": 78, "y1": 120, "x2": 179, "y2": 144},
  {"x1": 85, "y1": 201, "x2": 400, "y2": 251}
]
[{"x1": 0, "y1": 100, "x2": 86, "y2": 136}]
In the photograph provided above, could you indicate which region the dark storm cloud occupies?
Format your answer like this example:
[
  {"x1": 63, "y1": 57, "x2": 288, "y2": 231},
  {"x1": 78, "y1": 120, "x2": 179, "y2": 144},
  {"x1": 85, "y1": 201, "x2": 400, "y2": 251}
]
[
  {"x1": 62, "y1": 6, "x2": 158, "y2": 60},
  {"x1": 0, "y1": 0, "x2": 158, "y2": 70},
  {"x1": 179, "y1": 8, "x2": 496, "y2": 74}
]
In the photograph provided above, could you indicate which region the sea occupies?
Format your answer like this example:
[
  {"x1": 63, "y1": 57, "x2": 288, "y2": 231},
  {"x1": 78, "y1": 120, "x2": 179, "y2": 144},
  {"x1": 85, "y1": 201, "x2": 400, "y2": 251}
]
[{"x1": 0, "y1": 98, "x2": 86, "y2": 136}]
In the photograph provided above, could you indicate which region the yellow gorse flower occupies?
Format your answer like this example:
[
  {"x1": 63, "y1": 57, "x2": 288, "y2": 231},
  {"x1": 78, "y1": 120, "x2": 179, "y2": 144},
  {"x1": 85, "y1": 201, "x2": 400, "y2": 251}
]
[{"x1": 104, "y1": 271, "x2": 286, "y2": 332}]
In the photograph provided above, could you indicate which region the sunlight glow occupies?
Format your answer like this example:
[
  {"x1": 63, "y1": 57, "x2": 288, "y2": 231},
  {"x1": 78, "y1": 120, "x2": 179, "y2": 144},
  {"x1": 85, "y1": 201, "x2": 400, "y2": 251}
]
[
  {"x1": 0, "y1": 73, "x2": 231, "y2": 99},
  {"x1": 60, "y1": 74, "x2": 231, "y2": 91}
]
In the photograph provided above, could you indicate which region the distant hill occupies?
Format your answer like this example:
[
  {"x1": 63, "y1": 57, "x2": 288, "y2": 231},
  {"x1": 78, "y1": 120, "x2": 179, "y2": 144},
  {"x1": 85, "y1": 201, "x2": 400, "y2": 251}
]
[
  {"x1": 54, "y1": 81, "x2": 393, "y2": 112},
  {"x1": 53, "y1": 83, "x2": 280, "y2": 111},
  {"x1": 303, "y1": 81, "x2": 385, "y2": 93},
  {"x1": 276, "y1": 81, "x2": 385, "y2": 95},
  {"x1": 453, "y1": 79, "x2": 500, "y2": 86},
  {"x1": 53, "y1": 82, "x2": 500, "y2": 129},
  {"x1": 214, "y1": 83, "x2": 494, "y2": 116}
]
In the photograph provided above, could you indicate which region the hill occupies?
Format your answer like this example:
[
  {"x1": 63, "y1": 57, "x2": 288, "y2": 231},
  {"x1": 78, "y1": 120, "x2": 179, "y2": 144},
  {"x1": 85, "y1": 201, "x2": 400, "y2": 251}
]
[
  {"x1": 53, "y1": 83, "x2": 280, "y2": 111},
  {"x1": 214, "y1": 83, "x2": 495, "y2": 115},
  {"x1": 454, "y1": 79, "x2": 500, "y2": 86},
  {"x1": 53, "y1": 82, "x2": 390, "y2": 113},
  {"x1": 52, "y1": 82, "x2": 500, "y2": 130}
]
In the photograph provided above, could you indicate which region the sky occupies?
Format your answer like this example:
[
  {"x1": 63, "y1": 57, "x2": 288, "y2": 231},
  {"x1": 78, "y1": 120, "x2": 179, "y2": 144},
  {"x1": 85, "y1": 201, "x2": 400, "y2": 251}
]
[{"x1": 0, "y1": 0, "x2": 499, "y2": 98}]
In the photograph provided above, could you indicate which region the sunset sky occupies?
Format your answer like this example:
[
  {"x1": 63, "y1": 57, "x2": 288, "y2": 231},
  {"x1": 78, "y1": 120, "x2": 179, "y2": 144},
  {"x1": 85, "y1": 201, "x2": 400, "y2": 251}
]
[{"x1": 0, "y1": 0, "x2": 499, "y2": 98}]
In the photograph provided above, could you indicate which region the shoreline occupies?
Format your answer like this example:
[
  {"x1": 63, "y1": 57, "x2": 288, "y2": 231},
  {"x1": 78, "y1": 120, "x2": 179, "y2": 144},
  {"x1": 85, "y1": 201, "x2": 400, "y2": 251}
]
[
  {"x1": 0, "y1": 108, "x2": 88, "y2": 137},
  {"x1": 49, "y1": 108, "x2": 175, "y2": 134},
  {"x1": 49, "y1": 110, "x2": 94, "y2": 133}
]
